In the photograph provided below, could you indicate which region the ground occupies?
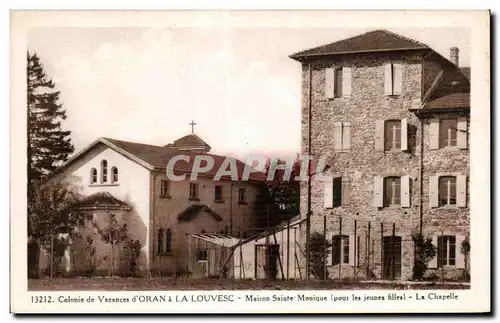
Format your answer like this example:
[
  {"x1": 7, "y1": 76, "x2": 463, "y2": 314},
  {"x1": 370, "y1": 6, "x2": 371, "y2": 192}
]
[{"x1": 28, "y1": 278, "x2": 470, "y2": 291}]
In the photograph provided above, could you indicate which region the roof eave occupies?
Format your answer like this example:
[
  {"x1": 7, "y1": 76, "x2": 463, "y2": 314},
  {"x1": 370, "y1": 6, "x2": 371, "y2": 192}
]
[{"x1": 290, "y1": 46, "x2": 430, "y2": 62}]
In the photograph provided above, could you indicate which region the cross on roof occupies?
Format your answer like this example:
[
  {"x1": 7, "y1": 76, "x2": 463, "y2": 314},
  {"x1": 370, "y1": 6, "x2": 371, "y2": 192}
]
[{"x1": 189, "y1": 120, "x2": 196, "y2": 134}]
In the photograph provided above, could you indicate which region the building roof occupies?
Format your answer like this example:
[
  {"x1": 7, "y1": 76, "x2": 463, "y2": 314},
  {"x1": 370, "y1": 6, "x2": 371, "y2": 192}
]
[
  {"x1": 290, "y1": 29, "x2": 429, "y2": 60},
  {"x1": 177, "y1": 204, "x2": 223, "y2": 222},
  {"x1": 76, "y1": 192, "x2": 131, "y2": 210},
  {"x1": 186, "y1": 233, "x2": 240, "y2": 247},
  {"x1": 422, "y1": 66, "x2": 470, "y2": 111},
  {"x1": 52, "y1": 137, "x2": 266, "y2": 182},
  {"x1": 168, "y1": 134, "x2": 212, "y2": 152}
]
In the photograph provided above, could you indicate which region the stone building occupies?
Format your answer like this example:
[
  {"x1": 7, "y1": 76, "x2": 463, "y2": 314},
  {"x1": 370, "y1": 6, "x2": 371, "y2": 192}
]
[
  {"x1": 290, "y1": 30, "x2": 470, "y2": 280},
  {"x1": 40, "y1": 131, "x2": 265, "y2": 277}
]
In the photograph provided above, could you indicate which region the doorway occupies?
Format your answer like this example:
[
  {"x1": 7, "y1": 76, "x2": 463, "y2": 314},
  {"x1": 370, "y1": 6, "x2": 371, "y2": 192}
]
[
  {"x1": 382, "y1": 236, "x2": 402, "y2": 279},
  {"x1": 255, "y1": 244, "x2": 279, "y2": 280}
]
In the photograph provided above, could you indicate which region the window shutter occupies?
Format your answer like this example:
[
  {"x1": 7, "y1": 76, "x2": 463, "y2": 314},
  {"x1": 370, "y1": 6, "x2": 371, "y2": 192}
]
[
  {"x1": 393, "y1": 63, "x2": 403, "y2": 95},
  {"x1": 384, "y1": 63, "x2": 393, "y2": 95},
  {"x1": 456, "y1": 235, "x2": 466, "y2": 269},
  {"x1": 429, "y1": 118, "x2": 440, "y2": 150},
  {"x1": 334, "y1": 122, "x2": 343, "y2": 151},
  {"x1": 457, "y1": 175, "x2": 467, "y2": 208},
  {"x1": 325, "y1": 68, "x2": 335, "y2": 99},
  {"x1": 349, "y1": 235, "x2": 356, "y2": 266},
  {"x1": 457, "y1": 117, "x2": 468, "y2": 149},
  {"x1": 375, "y1": 120, "x2": 385, "y2": 151},
  {"x1": 401, "y1": 175, "x2": 411, "y2": 208},
  {"x1": 373, "y1": 175, "x2": 383, "y2": 208},
  {"x1": 342, "y1": 67, "x2": 352, "y2": 97},
  {"x1": 341, "y1": 178, "x2": 350, "y2": 206},
  {"x1": 429, "y1": 175, "x2": 439, "y2": 208},
  {"x1": 428, "y1": 235, "x2": 438, "y2": 268},
  {"x1": 401, "y1": 118, "x2": 408, "y2": 151},
  {"x1": 324, "y1": 177, "x2": 334, "y2": 209},
  {"x1": 342, "y1": 122, "x2": 352, "y2": 151}
]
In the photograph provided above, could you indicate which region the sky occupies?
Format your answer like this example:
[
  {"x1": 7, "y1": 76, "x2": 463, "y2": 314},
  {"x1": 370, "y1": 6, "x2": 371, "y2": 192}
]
[{"x1": 28, "y1": 26, "x2": 470, "y2": 159}]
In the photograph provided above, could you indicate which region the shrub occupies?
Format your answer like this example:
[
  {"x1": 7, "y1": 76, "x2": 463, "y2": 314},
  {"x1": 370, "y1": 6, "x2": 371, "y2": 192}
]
[
  {"x1": 122, "y1": 238, "x2": 142, "y2": 277},
  {"x1": 309, "y1": 232, "x2": 332, "y2": 280},
  {"x1": 412, "y1": 232, "x2": 437, "y2": 281}
]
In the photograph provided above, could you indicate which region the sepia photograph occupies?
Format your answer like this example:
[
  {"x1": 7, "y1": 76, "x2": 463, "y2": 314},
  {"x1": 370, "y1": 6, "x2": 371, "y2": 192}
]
[{"x1": 10, "y1": 10, "x2": 490, "y2": 313}]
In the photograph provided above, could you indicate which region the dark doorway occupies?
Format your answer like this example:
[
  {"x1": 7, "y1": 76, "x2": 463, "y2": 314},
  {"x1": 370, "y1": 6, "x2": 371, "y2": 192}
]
[{"x1": 382, "y1": 236, "x2": 402, "y2": 279}]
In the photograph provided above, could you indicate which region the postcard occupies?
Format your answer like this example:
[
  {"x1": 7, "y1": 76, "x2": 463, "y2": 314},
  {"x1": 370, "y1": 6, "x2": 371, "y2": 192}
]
[{"x1": 10, "y1": 9, "x2": 490, "y2": 314}]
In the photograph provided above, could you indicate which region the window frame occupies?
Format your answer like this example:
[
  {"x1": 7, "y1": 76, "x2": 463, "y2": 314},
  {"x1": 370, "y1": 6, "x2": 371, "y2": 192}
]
[
  {"x1": 438, "y1": 176, "x2": 457, "y2": 206},
  {"x1": 238, "y1": 188, "x2": 247, "y2": 204},
  {"x1": 197, "y1": 249, "x2": 208, "y2": 263},
  {"x1": 439, "y1": 118, "x2": 458, "y2": 148},
  {"x1": 214, "y1": 185, "x2": 224, "y2": 202},
  {"x1": 160, "y1": 179, "x2": 171, "y2": 197},
  {"x1": 111, "y1": 167, "x2": 118, "y2": 183},
  {"x1": 165, "y1": 228, "x2": 172, "y2": 254},
  {"x1": 332, "y1": 235, "x2": 349, "y2": 266},
  {"x1": 334, "y1": 68, "x2": 343, "y2": 98},
  {"x1": 384, "y1": 120, "x2": 402, "y2": 151},
  {"x1": 90, "y1": 168, "x2": 97, "y2": 184},
  {"x1": 189, "y1": 183, "x2": 199, "y2": 200},
  {"x1": 157, "y1": 228, "x2": 164, "y2": 254},
  {"x1": 101, "y1": 160, "x2": 108, "y2": 183},
  {"x1": 437, "y1": 235, "x2": 456, "y2": 267},
  {"x1": 383, "y1": 176, "x2": 401, "y2": 207},
  {"x1": 332, "y1": 177, "x2": 342, "y2": 207}
]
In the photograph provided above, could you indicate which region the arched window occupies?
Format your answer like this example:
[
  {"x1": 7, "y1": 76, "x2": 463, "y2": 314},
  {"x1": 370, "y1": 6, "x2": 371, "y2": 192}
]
[
  {"x1": 111, "y1": 167, "x2": 118, "y2": 183},
  {"x1": 166, "y1": 229, "x2": 172, "y2": 253},
  {"x1": 90, "y1": 168, "x2": 97, "y2": 184},
  {"x1": 101, "y1": 160, "x2": 108, "y2": 183},
  {"x1": 157, "y1": 228, "x2": 164, "y2": 254}
]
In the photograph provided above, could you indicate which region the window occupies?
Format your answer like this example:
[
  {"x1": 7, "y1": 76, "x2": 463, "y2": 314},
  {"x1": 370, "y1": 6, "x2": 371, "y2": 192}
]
[
  {"x1": 90, "y1": 168, "x2": 97, "y2": 184},
  {"x1": 101, "y1": 160, "x2": 108, "y2": 183},
  {"x1": 332, "y1": 235, "x2": 349, "y2": 266},
  {"x1": 160, "y1": 180, "x2": 170, "y2": 197},
  {"x1": 332, "y1": 177, "x2": 342, "y2": 207},
  {"x1": 437, "y1": 235, "x2": 456, "y2": 267},
  {"x1": 165, "y1": 229, "x2": 172, "y2": 253},
  {"x1": 385, "y1": 120, "x2": 402, "y2": 150},
  {"x1": 239, "y1": 188, "x2": 247, "y2": 203},
  {"x1": 334, "y1": 68, "x2": 343, "y2": 98},
  {"x1": 215, "y1": 185, "x2": 223, "y2": 201},
  {"x1": 384, "y1": 176, "x2": 401, "y2": 206},
  {"x1": 439, "y1": 118, "x2": 458, "y2": 148},
  {"x1": 333, "y1": 122, "x2": 352, "y2": 152},
  {"x1": 384, "y1": 63, "x2": 403, "y2": 96},
  {"x1": 157, "y1": 228, "x2": 164, "y2": 253},
  {"x1": 111, "y1": 167, "x2": 118, "y2": 183},
  {"x1": 189, "y1": 183, "x2": 199, "y2": 200},
  {"x1": 439, "y1": 176, "x2": 457, "y2": 206},
  {"x1": 197, "y1": 249, "x2": 208, "y2": 262}
]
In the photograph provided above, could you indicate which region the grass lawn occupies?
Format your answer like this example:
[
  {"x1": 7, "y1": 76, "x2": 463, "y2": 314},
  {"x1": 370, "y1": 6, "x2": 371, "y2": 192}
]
[{"x1": 28, "y1": 277, "x2": 471, "y2": 291}]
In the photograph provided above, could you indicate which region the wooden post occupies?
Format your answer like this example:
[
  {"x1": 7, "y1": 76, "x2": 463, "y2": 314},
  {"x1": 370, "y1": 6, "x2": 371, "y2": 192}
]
[
  {"x1": 392, "y1": 223, "x2": 396, "y2": 280},
  {"x1": 188, "y1": 234, "x2": 192, "y2": 277},
  {"x1": 286, "y1": 219, "x2": 290, "y2": 280},
  {"x1": 441, "y1": 230, "x2": 444, "y2": 287},
  {"x1": 338, "y1": 216, "x2": 342, "y2": 280},
  {"x1": 366, "y1": 222, "x2": 371, "y2": 278},
  {"x1": 354, "y1": 219, "x2": 357, "y2": 269},
  {"x1": 380, "y1": 223, "x2": 384, "y2": 279},
  {"x1": 323, "y1": 214, "x2": 327, "y2": 281},
  {"x1": 50, "y1": 233, "x2": 54, "y2": 280}
]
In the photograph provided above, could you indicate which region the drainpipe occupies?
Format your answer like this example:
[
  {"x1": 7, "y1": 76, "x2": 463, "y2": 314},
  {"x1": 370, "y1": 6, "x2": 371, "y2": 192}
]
[
  {"x1": 419, "y1": 119, "x2": 424, "y2": 235},
  {"x1": 230, "y1": 182, "x2": 234, "y2": 234},
  {"x1": 306, "y1": 60, "x2": 313, "y2": 280},
  {"x1": 152, "y1": 172, "x2": 159, "y2": 263}
]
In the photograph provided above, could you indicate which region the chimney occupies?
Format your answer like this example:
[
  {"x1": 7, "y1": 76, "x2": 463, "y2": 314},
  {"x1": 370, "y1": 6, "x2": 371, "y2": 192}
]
[{"x1": 450, "y1": 47, "x2": 459, "y2": 66}]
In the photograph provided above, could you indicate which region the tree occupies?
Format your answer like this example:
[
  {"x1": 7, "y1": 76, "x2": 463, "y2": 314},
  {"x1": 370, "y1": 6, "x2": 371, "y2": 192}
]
[
  {"x1": 309, "y1": 232, "x2": 332, "y2": 280},
  {"x1": 411, "y1": 233, "x2": 437, "y2": 281},
  {"x1": 94, "y1": 213, "x2": 129, "y2": 277},
  {"x1": 253, "y1": 156, "x2": 301, "y2": 231},
  {"x1": 27, "y1": 51, "x2": 74, "y2": 188},
  {"x1": 460, "y1": 238, "x2": 471, "y2": 281},
  {"x1": 27, "y1": 179, "x2": 89, "y2": 277}
]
